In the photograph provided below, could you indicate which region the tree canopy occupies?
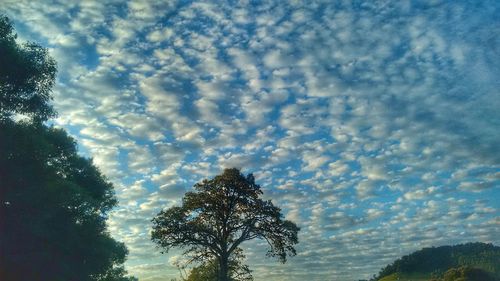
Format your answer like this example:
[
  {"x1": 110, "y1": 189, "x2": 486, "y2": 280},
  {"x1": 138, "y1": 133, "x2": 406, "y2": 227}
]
[
  {"x1": 430, "y1": 266, "x2": 499, "y2": 281},
  {"x1": 0, "y1": 15, "x2": 57, "y2": 121},
  {"x1": 0, "y1": 120, "x2": 131, "y2": 280},
  {"x1": 151, "y1": 168, "x2": 300, "y2": 281},
  {"x1": 0, "y1": 15, "x2": 135, "y2": 281}
]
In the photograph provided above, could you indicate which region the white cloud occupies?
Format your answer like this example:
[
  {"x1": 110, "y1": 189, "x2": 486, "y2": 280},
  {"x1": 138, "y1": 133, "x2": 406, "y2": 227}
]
[{"x1": 3, "y1": 0, "x2": 498, "y2": 280}]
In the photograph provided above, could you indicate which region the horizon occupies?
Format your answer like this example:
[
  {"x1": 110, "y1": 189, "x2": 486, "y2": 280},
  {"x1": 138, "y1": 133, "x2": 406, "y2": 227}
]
[{"x1": 1, "y1": 1, "x2": 499, "y2": 280}]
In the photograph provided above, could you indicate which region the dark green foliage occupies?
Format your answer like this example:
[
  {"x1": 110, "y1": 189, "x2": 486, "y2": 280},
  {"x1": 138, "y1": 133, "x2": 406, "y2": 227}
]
[
  {"x1": 0, "y1": 15, "x2": 57, "y2": 121},
  {"x1": 152, "y1": 168, "x2": 300, "y2": 281},
  {"x1": 93, "y1": 266, "x2": 139, "y2": 281},
  {"x1": 0, "y1": 14, "x2": 135, "y2": 281},
  {"x1": 430, "y1": 266, "x2": 498, "y2": 281},
  {"x1": 375, "y1": 242, "x2": 500, "y2": 281},
  {"x1": 0, "y1": 120, "x2": 130, "y2": 280}
]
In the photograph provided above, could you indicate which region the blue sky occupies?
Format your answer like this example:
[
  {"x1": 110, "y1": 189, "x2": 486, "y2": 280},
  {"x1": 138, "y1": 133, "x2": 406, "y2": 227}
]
[{"x1": 2, "y1": 1, "x2": 499, "y2": 280}]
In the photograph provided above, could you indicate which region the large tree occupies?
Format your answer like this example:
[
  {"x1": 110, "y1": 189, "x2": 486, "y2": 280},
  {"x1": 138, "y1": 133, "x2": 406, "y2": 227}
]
[
  {"x1": 0, "y1": 120, "x2": 136, "y2": 280},
  {"x1": 0, "y1": 15, "x2": 135, "y2": 281},
  {"x1": 151, "y1": 168, "x2": 300, "y2": 281}
]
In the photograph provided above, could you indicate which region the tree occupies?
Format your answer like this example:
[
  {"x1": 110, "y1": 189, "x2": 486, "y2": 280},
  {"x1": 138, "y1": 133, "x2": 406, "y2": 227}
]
[
  {"x1": 0, "y1": 15, "x2": 57, "y2": 121},
  {"x1": 439, "y1": 266, "x2": 497, "y2": 281},
  {"x1": 0, "y1": 120, "x2": 135, "y2": 280},
  {"x1": 0, "y1": 15, "x2": 135, "y2": 280},
  {"x1": 176, "y1": 248, "x2": 253, "y2": 281},
  {"x1": 151, "y1": 168, "x2": 300, "y2": 281},
  {"x1": 185, "y1": 257, "x2": 252, "y2": 281},
  {"x1": 374, "y1": 243, "x2": 500, "y2": 281}
]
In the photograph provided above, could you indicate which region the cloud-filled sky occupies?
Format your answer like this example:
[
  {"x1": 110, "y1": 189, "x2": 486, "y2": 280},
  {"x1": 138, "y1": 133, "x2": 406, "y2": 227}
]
[{"x1": 2, "y1": 0, "x2": 499, "y2": 280}]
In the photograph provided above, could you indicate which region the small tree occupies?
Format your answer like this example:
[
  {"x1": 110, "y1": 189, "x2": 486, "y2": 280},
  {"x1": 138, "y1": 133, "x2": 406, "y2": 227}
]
[
  {"x1": 151, "y1": 168, "x2": 300, "y2": 281},
  {"x1": 183, "y1": 248, "x2": 253, "y2": 281}
]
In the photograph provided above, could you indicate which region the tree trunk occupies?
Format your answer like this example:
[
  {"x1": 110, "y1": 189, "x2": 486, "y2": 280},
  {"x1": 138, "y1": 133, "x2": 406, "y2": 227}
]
[{"x1": 218, "y1": 254, "x2": 229, "y2": 281}]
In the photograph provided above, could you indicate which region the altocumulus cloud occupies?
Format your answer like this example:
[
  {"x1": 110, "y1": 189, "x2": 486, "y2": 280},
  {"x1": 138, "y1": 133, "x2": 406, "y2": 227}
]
[{"x1": 2, "y1": 0, "x2": 499, "y2": 280}]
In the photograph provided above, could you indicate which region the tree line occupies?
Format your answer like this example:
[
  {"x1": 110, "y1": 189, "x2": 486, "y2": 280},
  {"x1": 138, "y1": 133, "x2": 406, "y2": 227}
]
[{"x1": 372, "y1": 242, "x2": 500, "y2": 281}]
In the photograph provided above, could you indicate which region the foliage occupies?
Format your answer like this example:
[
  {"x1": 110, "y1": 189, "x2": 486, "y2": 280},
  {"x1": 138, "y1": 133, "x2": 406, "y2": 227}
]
[
  {"x1": 0, "y1": 15, "x2": 57, "y2": 121},
  {"x1": 0, "y1": 15, "x2": 135, "y2": 281},
  {"x1": 0, "y1": 120, "x2": 130, "y2": 280},
  {"x1": 374, "y1": 242, "x2": 500, "y2": 281},
  {"x1": 430, "y1": 266, "x2": 498, "y2": 281},
  {"x1": 151, "y1": 168, "x2": 299, "y2": 281},
  {"x1": 184, "y1": 249, "x2": 253, "y2": 281},
  {"x1": 93, "y1": 265, "x2": 139, "y2": 281}
]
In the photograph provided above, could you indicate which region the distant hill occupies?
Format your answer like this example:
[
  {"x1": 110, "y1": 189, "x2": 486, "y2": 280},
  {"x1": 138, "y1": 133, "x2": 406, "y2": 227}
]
[{"x1": 373, "y1": 242, "x2": 500, "y2": 281}]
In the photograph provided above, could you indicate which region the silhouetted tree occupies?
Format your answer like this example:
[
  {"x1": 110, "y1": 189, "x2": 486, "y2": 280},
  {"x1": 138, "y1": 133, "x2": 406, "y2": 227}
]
[
  {"x1": 0, "y1": 15, "x2": 56, "y2": 122},
  {"x1": 0, "y1": 15, "x2": 135, "y2": 281},
  {"x1": 151, "y1": 168, "x2": 300, "y2": 281},
  {"x1": 0, "y1": 118, "x2": 136, "y2": 281}
]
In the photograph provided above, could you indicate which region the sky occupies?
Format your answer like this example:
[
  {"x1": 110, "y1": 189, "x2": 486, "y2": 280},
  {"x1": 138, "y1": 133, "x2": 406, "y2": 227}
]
[{"x1": 1, "y1": 0, "x2": 499, "y2": 280}]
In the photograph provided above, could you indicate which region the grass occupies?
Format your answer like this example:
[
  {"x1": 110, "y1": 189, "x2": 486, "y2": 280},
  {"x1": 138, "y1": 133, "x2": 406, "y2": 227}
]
[{"x1": 379, "y1": 272, "x2": 430, "y2": 281}]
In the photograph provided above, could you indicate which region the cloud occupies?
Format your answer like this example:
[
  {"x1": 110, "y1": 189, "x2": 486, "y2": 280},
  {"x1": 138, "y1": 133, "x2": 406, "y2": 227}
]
[
  {"x1": 2, "y1": 0, "x2": 499, "y2": 280},
  {"x1": 458, "y1": 181, "x2": 496, "y2": 192}
]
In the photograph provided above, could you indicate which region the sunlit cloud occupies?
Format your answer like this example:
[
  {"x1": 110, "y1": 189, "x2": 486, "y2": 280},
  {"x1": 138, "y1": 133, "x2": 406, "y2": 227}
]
[{"x1": 2, "y1": 0, "x2": 499, "y2": 280}]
